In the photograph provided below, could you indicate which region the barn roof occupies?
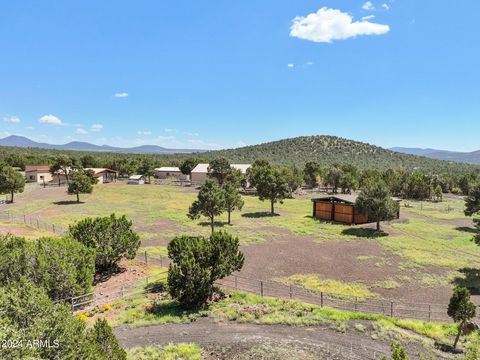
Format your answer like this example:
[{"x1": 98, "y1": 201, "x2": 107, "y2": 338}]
[
  {"x1": 191, "y1": 163, "x2": 251, "y2": 174},
  {"x1": 155, "y1": 167, "x2": 181, "y2": 172},
  {"x1": 312, "y1": 194, "x2": 402, "y2": 205},
  {"x1": 85, "y1": 168, "x2": 118, "y2": 175},
  {"x1": 129, "y1": 175, "x2": 144, "y2": 180}
]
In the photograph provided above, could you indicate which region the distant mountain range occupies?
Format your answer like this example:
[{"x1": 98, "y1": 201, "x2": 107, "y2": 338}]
[
  {"x1": 0, "y1": 135, "x2": 203, "y2": 154},
  {"x1": 391, "y1": 147, "x2": 480, "y2": 165}
]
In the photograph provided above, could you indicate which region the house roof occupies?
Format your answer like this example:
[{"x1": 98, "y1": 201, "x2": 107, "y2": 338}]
[
  {"x1": 25, "y1": 165, "x2": 50, "y2": 172},
  {"x1": 312, "y1": 194, "x2": 402, "y2": 205},
  {"x1": 85, "y1": 168, "x2": 118, "y2": 175},
  {"x1": 191, "y1": 163, "x2": 251, "y2": 174},
  {"x1": 155, "y1": 167, "x2": 181, "y2": 172}
]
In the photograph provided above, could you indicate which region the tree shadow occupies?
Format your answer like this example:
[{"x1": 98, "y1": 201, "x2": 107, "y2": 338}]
[
  {"x1": 242, "y1": 212, "x2": 279, "y2": 218},
  {"x1": 53, "y1": 200, "x2": 84, "y2": 205},
  {"x1": 455, "y1": 227, "x2": 478, "y2": 234},
  {"x1": 93, "y1": 265, "x2": 126, "y2": 285},
  {"x1": 451, "y1": 268, "x2": 480, "y2": 295},
  {"x1": 342, "y1": 228, "x2": 389, "y2": 239},
  {"x1": 198, "y1": 221, "x2": 228, "y2": 228}
]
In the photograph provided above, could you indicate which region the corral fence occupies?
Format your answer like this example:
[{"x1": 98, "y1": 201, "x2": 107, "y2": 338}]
[
  {"x1": 0, "y1": 211, "x2": 66, "y2": 234},
  {"x1": 139, "y1": 251, "x2": 479, "y2": 324}
]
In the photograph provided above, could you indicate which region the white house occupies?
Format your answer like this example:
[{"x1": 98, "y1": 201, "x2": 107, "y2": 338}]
[
  {"x1": 191, "y1": 163, "x2": 251, "y2": 185},
  {"x1": 154, "y1": 167, "x2": 189, "y2": 180},
  {"x1": 127, "y1": 175, "x2": 145, "y2": 185}
]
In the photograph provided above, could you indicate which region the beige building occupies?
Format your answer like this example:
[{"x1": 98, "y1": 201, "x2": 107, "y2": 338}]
[
  {"x1": 191, "y1": 163, "x2": 251, "y2": 185},
  {"x1": 25, "y1": 165, "x2": 52, "y2": 184},
  {"x1": 155, "y1": 167, "x2": 189, "y2": 180}
]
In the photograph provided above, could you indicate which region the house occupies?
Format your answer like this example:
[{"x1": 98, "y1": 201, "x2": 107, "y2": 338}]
[
  {"x1": 190, "y1": 163, "x2": 251, "y2": 185},
  {"x1": 155, "y1": 167, "x2": 189, "y2": 181},
  {"x1": 127, "y1": 175, "x2": 145, "y2": 185},
  {"x1": 25, "y1": 165, "x2": 52, "y2": 184},
  {"x1": 85, "y1": 168, "x2": 118, "y2": 183},
  {"x1": 311, "y1": 194, "x2": 401, "y2": 225}
]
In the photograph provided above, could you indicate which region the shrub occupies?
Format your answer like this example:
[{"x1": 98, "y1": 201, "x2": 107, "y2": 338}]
[
  {"x1": 69, "y1": 214, "x2": 140, "y2": 272},
  {"x1": 0, "y1": 235, "x2": 95, "y2": 301},
  {"x1": 168, "y1": 231, "x2": 244, "y2": 309}
]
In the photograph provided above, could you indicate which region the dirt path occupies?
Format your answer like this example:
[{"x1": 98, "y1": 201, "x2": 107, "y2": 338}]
[{"x1": 114, "y1": 318, "x2": 448, "y2": 360}]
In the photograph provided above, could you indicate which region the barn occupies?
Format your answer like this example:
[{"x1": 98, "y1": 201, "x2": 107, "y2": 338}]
[
  {"x1": 154, "y1": 167, "x2": 189, "y2": 180},
  {"x1": 311, "y1": 194, "x2": 401, "y2": 225},
  {"x1": 191, "y1": 163, "x2": 251, "y2": 185}
]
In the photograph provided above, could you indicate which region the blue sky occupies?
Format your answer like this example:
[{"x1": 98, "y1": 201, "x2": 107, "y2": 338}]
[{"x1": 1, "y1": 1, "x2": 479, "y2": 151}]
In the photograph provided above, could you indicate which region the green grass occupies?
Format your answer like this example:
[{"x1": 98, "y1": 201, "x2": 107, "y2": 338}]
[
  {"x1": 275, "y1": 274, "x2": 377, "y2": 299},
  {"x1": 372, "y1": 280, "x2": 401, "y2": 290},
  {"x1": 126, "y1": 343, "x2": 202, "y2": 360},
  {"x1": 0, "y1": 221, "x2": 58, "y2": 239},
  {"x1": 403, "y1": 197, "x2": 466, "y2": 220},
  {"x1": 381, "y1": 218, "x2": 480, "y2": 269},
  {"x1": 140, "y1": 246, "x2": 168, "y2": 259}
]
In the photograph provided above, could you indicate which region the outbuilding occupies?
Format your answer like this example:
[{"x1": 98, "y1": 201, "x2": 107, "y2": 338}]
[
  {"x1": 154, "y1": 167, "x2": 189, "y2": 180},
  {"x1": 25, "y1": 165, "x2": 52, "y2": 184},
  {"x1": 311, "y1": 194, "x2": 401, "y2": 225},
  {"x1": 127, "y1": 175, "x2": 145, "y2": 185},
  {"x1": 191, "y1": 163, "x2": 251, "y2": 185},
  {"x1": 85, "y1": 168, "x2": 118, "y2": 183}
]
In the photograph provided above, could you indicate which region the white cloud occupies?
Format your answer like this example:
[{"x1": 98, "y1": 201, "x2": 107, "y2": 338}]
[
  {"x1": 76, "y1": 128, "x2": 88, "y2": 135},
  {"x1": 362, "y1": 15, "x2": 376, "y2": 21},
  {"x1": 114, "y1": 92, "x2": 128, "y2": 98},
  {"x1": 164, "y1": 128, "x2": 176, "y2": 133},
  {"x1": 3, "y1": 115, "x2": 21, "y2": 123},
  {"x1": 137, "y1": 131, "x2": 152, "y2": 136},
  {"x1": 382, "y1": 3, "x2": 390, "y2": 10},
  {"x1": 287, "y1": 63, "x2": 295, "y2": 68},
  {"x1": 362, "y1": 1, "x2": 375, "y2": 10},
  {"x1": 184, "y1": 131, "x2": 199, "y2": 137},
  {"x1": 25, "y1": 126, "x2": 35, "y2": 130},
  {"x1": 236, "y1": 141, "x2": 247, "y2": 147},
  {"x1": 290, "y1": 7, "x2": 390, "y2": 43},
  {"x1": 39, "y1": 114, "x2": 63, "y2": 125},
  {"x1": 0, "y1": 131, "x2": 11, "y2": 137},
  {"x1": 306, "y1": 61, "x2": 314, "y2": 65},
  {"x1": 156, "y1": 135, "x2": 176, "y2": 141},
  {"x1": 90, "y1": 124, "x2": 103, "y2": 132}
]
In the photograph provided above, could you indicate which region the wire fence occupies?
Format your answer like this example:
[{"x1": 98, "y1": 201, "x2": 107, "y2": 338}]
[{"x1": 0, "y1": 211, "x2": 67, "y2": 234}]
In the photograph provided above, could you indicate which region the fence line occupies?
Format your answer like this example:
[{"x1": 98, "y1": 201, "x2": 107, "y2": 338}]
[{"x1": 0, "y1": 211, "x2": 67, "y2": 234}]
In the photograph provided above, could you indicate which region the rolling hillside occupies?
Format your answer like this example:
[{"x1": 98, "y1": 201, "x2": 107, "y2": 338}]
[{"x1": 206, "y1": 136, "x2": 479, "y2": 172}]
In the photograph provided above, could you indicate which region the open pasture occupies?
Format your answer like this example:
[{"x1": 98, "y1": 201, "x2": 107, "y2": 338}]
[{"x1": 2, "y1": 182, "x2": 480, "y2": 305}]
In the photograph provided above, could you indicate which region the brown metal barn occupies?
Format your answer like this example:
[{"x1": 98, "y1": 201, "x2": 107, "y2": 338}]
[{"x1": 311, "y1": 194, "x2": 400, "y2": 225}]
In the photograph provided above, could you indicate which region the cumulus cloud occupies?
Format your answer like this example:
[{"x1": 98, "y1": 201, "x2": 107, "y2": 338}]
[
  {"x1": 39, "y1": 114, "x2": 63, "y2": 125},
  {"x1": 184, "y1": 131, "x2": 199, "y2": 137},
  {"x1": 306, "y1": 61, "x2": 314, "y2": 65},
  {"x1": 164, "y1": 128, "x2": 176, "y2": 133},
  {"x1": 287, "y1": 63, "x2": 295, "y2": 68},
  {"x1": 382, "y1": 3, "x2": 390, "y2": 10},
  {"x1": 90, "y1": 124, "x2": 103, "y2": 132},
  {"x1": 3, "y1": 115, "x2": 21, "y2": 123},
  {"x1": 0, "y1": 131, "x2": 11, "y2": 137},
  {"x1": 114, "y1": 92, "x2": 128, "y2": 98},
  {"x1": 290, "y1": 7, "x2": 390, "y2": 43},
  {"x1": 362, "y1": 1, "x2": 375, "y2": 10},
  {"x1": 362, "y1": 15, "x2": 376, "y2": 21},
  {"x1": 137, "y1": 130, "x2": 152, "y2": 135},
  {"x1": 76, "y1": 128, "x2": 88, "y2": 134}
]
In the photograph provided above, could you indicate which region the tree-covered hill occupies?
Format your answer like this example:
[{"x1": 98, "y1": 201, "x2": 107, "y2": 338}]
[{"x1": 206, "y1": 136, "x2": 479, "y2": 173}]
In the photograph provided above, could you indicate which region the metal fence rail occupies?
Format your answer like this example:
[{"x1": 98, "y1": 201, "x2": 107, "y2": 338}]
[{"x1": 0, "y1": 211, "x2": 67, "y2": 234}]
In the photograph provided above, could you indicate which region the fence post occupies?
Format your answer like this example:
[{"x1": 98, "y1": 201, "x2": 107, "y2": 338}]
[
  {"x1": 289, "y1": 285, "x2": 293, "y2": 299},
  {"x1": 23, "y1": 214, "x2": 26, "y2": 223},
  {"x1": 235, "y1": 276, "x2": 238, "y2": 290},
  {"x1": 121, "y1": 286, "x2": 125, "y2": 298},
  {"x1": 144, "y1": 251, "x2": 148, "y2": 265},
  {"x1": 354, "y1": 297, "x2": 358, "y2": 312},
  {"x1": 36, "y1": 219, "x2": 39, "y2": 229},
  {"x1": 52, "y1": 224, "x2": 56, "y2": 233},
  {"x1": 428, "y1": 305, "x2": 431, "y2": 322},
  {"x1": 390, "y1": 301, "x2": 394, "y2": 317},
  {"x1": 321, "y1": 292, "x2": 324, "y2": 307},
  {"x1": 260, "y1": 281, "x2": 264, "y2": 297}
]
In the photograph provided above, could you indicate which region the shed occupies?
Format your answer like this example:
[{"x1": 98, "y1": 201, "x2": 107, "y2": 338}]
[
  {"x1": 85, "y1": 168, "x2": 118, "y2": 183},
  {"x1": 191, "y1": 163, "x2": 251, "y2": 185},
  {"x1": 127, "y1": 175, "x2": 145, "y2": 185},
  {"x1": 155, "y1": 167, "x2": 188, "y2": 180},
  {"x1": 311, "y1": 194, "x2": 401, "y2": 225}
]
